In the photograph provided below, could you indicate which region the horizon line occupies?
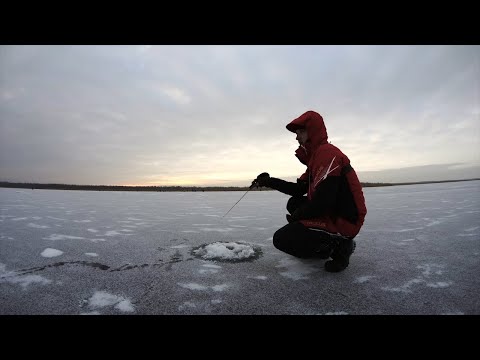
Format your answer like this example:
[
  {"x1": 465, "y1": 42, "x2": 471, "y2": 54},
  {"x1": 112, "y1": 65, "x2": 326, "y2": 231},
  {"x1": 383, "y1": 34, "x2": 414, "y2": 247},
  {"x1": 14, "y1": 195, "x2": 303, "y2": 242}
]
[{"x1": 1, "y1": 178, "x2": 479, "y2": 191}]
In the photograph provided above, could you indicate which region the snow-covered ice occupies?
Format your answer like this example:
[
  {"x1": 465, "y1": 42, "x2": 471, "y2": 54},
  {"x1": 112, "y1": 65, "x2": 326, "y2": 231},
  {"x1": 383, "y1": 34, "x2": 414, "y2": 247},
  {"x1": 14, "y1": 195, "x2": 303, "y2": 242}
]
[
  {"x1": 0, "y1": 180, "x2": 479, "y2": 314},
  {"x1": 40, "y1": 248, "x2": 64, "y2": 258}
]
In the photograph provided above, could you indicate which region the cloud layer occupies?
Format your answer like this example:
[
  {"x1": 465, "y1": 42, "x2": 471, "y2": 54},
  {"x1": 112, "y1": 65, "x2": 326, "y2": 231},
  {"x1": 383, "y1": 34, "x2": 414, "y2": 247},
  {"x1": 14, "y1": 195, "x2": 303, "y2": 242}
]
[{"x1": 1, "y1": 45, "x2": 479, "y2": 185}]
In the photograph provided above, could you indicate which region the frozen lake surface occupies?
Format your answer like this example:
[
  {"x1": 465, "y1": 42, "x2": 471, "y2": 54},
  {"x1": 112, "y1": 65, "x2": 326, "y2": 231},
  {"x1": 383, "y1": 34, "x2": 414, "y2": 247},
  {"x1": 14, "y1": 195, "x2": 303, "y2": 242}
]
[{"x1": 1, "y1": 181, "x2": 479, "y2": 315}]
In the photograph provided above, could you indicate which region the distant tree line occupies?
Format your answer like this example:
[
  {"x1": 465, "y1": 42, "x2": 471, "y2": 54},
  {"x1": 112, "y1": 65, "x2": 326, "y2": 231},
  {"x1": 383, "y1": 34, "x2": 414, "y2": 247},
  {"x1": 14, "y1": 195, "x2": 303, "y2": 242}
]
[
  {"x1": 0, "y1": 178, "x2": 478, "y2": 192},
  {"x1": 0, "y1": 182, "x2": 258, "y2": 192}
]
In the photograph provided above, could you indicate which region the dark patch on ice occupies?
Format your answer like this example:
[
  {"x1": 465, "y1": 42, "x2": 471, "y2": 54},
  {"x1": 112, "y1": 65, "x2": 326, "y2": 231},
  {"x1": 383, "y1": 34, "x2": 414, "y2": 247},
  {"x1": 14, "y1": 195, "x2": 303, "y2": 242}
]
[
  {"x1": 14, "y1": 261, "x2": 111, "y2": 275},
  {"x1": 7, "y1": 249, "x2": 195, "y2": 277},
  {"x1": 165, "y1": 250, "x2": 183, "y2": 271},
  {"x1": 171, "y1": 250, "x2": 182, "y2": 261},
  {"x1": 109, "y1": 263, "x2": 150, "y2": 272}
]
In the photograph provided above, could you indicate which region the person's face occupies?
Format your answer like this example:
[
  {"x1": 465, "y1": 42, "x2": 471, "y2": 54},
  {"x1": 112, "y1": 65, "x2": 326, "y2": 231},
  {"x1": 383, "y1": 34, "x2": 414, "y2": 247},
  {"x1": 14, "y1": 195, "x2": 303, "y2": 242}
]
[{"x1": 296, "y1": 129, "x2": 308, "y2": 145}]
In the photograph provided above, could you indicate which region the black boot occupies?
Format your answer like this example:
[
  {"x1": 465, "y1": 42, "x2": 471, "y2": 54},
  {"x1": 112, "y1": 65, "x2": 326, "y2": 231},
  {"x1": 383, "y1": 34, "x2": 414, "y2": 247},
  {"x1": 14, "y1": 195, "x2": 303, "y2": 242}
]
[
  {"x1": 325, "y1": 238, "x2": 356, "y2": 272},
  {"x1": 312, "y1": 237, "x2": 335, "y2": 259},
  {"x1": 314, "y1": 247, "x2": 333, "y2": 259}
]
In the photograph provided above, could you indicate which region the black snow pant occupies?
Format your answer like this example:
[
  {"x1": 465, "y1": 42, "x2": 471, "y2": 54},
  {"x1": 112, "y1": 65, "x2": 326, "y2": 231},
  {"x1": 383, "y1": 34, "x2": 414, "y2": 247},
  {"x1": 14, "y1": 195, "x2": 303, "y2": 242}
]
[{"x1": 272, "y1": 196, "x2": 338, "y2": 259}]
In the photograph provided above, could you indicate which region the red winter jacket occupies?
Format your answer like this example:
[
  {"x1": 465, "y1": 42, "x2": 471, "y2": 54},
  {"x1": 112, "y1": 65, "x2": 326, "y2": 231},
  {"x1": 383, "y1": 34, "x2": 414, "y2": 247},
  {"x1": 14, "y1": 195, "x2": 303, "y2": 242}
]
[{"x1": 271, "y1": 110, "x2": 367, "y2": 237}]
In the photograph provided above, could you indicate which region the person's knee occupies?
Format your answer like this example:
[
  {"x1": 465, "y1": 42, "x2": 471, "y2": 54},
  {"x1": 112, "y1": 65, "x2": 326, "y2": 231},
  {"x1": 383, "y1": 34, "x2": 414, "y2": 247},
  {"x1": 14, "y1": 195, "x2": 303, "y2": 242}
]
[
  {"x1": 273, "y1": 226, "x2": 289, "y2": 250},
  {"x1": 272, "y1": 230, "x2": 282, "y2": 250}
]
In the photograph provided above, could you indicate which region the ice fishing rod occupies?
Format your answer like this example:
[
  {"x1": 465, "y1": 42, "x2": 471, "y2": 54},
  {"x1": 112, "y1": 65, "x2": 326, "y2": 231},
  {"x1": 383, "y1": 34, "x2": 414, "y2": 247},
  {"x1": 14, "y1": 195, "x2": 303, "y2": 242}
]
[{"x1": 222, "y1": 181, "x2": 257, "y2": 218}]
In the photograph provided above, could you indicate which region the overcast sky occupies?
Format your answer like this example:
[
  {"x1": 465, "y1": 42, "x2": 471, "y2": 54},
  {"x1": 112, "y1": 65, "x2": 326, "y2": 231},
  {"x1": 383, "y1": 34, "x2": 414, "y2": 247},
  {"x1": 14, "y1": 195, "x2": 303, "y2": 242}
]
[{"x1": 1, "y1": 45, "x2": 479, "y2": 186}]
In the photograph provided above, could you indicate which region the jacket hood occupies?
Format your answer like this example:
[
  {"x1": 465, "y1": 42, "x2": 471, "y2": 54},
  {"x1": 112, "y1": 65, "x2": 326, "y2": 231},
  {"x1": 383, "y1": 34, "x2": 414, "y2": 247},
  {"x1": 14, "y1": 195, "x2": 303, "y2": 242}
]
[{"x1": 286, "y1": 110, "x2": 328, "y2": 149}]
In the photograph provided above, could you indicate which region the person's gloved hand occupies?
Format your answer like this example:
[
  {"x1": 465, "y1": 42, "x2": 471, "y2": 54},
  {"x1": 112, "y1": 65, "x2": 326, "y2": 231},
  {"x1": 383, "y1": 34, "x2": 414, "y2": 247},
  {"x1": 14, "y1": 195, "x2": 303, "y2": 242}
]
[{"x1": 251, "y1": 172, "x2": 270, "y2": 188}]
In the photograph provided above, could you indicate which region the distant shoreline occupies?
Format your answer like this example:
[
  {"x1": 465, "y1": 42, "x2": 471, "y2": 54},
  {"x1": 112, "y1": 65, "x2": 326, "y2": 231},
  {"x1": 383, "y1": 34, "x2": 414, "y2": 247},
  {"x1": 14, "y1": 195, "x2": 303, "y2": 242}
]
[{"x1": 0, "y1": 178, "x2": 479, "y2": 192}]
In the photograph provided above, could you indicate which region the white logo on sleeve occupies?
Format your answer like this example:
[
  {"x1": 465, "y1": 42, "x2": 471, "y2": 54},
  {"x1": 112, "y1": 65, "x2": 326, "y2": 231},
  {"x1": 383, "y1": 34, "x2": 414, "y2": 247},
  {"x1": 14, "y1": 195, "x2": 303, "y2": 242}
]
[{"x1": 313, "y1": 156, "x2": 340, "y2": 187}]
